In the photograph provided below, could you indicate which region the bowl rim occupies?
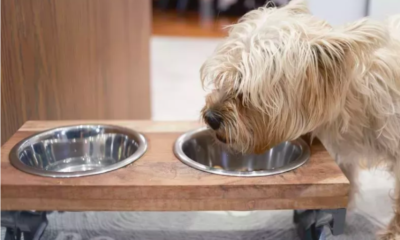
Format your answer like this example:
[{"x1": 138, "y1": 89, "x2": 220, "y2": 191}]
[
  {"x1": 173, "y1": 127, "x2": 310, "y2": 177},
  {"x1": 9, "y1": 124, "x2": 148, "y2": 178}
]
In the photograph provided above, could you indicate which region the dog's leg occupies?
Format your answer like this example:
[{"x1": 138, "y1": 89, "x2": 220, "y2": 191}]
[
  {"x1": 316, "y1": 137, "x2": 360, "y2": 208},
  {"x1": 338, "y1": 159, "x2": 359, "y2": 209},
  {"x1": 380, "y1": 189, "x2": 400, "y2": 240},
  {"x1": 380, "y1": 162, "x2": 400, "y2": 240},
  {"x1": 381, "y1": 212, "x2": 400, "y2": 240}
]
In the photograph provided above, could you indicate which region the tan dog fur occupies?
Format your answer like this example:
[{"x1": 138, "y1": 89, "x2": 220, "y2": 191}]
[{"x1": 200, "y1": 0, "x2": 400, "y2": 238}]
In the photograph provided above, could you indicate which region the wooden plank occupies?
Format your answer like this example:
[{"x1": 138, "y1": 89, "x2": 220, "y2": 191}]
[
  {"x1": 1, "y1": 121, "x2": 350, "y2": 211},
  {"x1": 19, "y1": 120, "x2": 203, "y2": 133},
  {"x1": 2, "y1": 197, "x2": 349, "y2": 212},
  {"x1": 1, "y1": 0, "x2": 151, "y2": 144}
]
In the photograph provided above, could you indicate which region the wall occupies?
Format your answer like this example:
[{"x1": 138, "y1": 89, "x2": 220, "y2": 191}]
[
  {"x1": 369, "y1": 0, "x2": 400, "y2": 20},
  {"x1": 308, "y1": 0, "x2": 368, "y2": 26}
]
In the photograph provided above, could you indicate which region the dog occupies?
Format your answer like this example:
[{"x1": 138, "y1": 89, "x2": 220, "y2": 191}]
[{"x1": 200, "y1": 0, "x2": 400, "y2": 239}]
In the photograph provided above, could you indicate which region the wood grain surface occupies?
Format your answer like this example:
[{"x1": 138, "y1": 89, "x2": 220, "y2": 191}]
[
  {"x1": 1, "y1": 0, "x2": 151, "y2": 144},
  {"x1": 1, "y1": 121, "x2": 350, "y2": 211}
]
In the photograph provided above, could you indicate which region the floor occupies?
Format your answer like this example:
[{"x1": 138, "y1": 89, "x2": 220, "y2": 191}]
[
  {"x1": 152, "y1": 10, "x2": 235, "y2": 38},
  {"x1": 151, "y1": 37, "x2": 220, "y2": 120},
  {"x1": 1, "y1": 36, "x2": 395, "y2": 240}
]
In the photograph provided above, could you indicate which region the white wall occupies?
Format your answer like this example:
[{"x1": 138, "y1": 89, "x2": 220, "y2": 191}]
[
  {"x1": 369, "y1": 0, "x2": 400, "y2": 20},
  {"x1": 307, "y1": 0, "x2": 368, "y2": 26}
]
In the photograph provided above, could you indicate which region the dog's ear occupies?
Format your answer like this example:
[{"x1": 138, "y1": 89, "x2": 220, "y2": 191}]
[
  {"x1": 311, "y1": 19, "x2": 388, "y2": 66},
  {"x1": 284, "y1": 0, "x2": 309, "y2": 14}
]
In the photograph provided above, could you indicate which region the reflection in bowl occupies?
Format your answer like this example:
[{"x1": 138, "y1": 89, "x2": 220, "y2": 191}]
[{"x1": 9, "y1": 125, "x2": 147, "y2": 178}]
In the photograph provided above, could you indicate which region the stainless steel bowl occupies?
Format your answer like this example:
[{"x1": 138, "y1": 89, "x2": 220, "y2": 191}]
[
  {"x1": 174, "y1": 128, "x2": 310, "y2": 177},
  {"x1": 9, "y1": 125, "x2": 147, "y2": 178}
]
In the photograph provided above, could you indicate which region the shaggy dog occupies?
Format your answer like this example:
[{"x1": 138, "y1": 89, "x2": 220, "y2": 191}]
[{"x1": 200, "y1": 0, "x2": 400, "y2": 239}]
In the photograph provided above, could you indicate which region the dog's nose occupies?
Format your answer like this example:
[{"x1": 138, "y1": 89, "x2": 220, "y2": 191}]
[{"x1": 204, "y1": 110, "x2": 222, "y2": 130}]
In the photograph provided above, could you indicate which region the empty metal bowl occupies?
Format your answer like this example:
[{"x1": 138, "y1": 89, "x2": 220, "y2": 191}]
[
  {"x1": 9, "y1": 125, "x2": 147, "y2": 178},
  {"x1": 174, "y1": 127, "x2": 310, "y2": 177}
]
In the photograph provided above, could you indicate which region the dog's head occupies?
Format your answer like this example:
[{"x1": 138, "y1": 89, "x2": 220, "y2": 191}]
[{"x1": 201, "y1": 0, "x2": 387, "y2": 153}]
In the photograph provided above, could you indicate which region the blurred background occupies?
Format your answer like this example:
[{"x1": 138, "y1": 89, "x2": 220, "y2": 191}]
[{"x1": 1, "y1": 0, "x2": 400, "y2": 239}]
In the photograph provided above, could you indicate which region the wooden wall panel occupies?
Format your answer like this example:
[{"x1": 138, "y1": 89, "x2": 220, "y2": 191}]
[{"x1": 1, "y1": 0, "x2": 151, "y2": 144}]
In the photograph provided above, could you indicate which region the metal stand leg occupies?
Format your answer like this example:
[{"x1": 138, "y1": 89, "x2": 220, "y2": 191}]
[
  {"x1": 325, "y1": 208, "x2": 346, "y2": 235},
  {"x1": 294, "y1": 208, "x2": 346, "y2": 240},
  {"x1": 1, "y1": 211, "x2": 48, "y2": 240}
]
